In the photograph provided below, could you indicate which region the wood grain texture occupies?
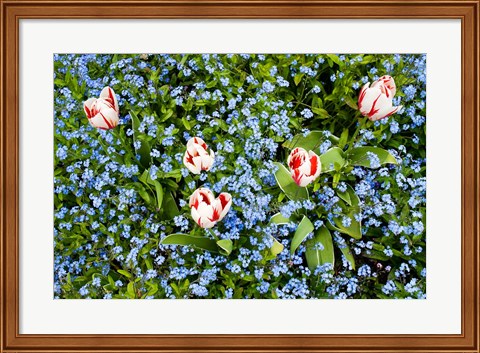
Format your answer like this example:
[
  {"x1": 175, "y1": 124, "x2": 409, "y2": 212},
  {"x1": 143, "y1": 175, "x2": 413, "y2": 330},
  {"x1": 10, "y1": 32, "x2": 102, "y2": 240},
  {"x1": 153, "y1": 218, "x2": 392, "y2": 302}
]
[{"x1": 1, "y1": 1, "x2": 479, "y2": 352}]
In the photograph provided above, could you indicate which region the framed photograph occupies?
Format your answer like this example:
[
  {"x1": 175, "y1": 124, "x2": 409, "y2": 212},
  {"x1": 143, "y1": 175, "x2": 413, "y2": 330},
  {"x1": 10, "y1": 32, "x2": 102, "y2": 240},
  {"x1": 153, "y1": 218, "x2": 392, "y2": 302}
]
[{"x1": 1, "y1": 1, "x2": 478, "y2": 352}]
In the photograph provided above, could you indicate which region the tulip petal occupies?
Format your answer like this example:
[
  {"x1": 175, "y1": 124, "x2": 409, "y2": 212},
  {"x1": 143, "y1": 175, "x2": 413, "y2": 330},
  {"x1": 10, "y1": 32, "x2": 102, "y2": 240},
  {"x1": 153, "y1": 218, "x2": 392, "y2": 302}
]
[
  {"x1": 187, "y1": 137, "x2": 207, "y2": 150},
  {"x1": 191, "y1": 207, "x2": 202, "y2": 226},
  {"x1": 184, "y1": 153, "x2": 201, "y2": 173},
  {"x1": 83, "y1": 98, "x2": 97, "y2": 118},
  {"x1": 357, "y1": 83, "x2": 370, "y2": 110},
  {"x1": 88, "y1": 113, "x2": 111, "y2": 130},
  {"x1": 378, "y1": 75, "x2": 396, "y2": 96},
  {"x1": 200, "y1": 217, "x2": 216, "y2": 229},
  {"x1": 197, "y1": 202, "x2": 214, "y2": 220},
  {"x1": 185, "y1": 163, "x2": 200, "y2": 174},
  {"x1": 291, "y1": 169, "x2": 304, "y2": 187},
  {"x1": 100, "y1": 86, "x2": 119, "y2": 112},
  {"x1": 216, "y1": 193, "x2": 232, "y2": 220},
  {"x1": 200, "y1": 154, "x2": 214, "y2": 171},
  {"x1": 299, "y1": 175, "x2": 315, "y2": 187},
  {"x1": 288, "y1": 147, "x2": 308, "y2": 170},
  {"x1": 101, "y1": 109, "x2": 119, "y2": 129},
  {"x1": 359, "y1": 87, "x2": 382, "y2": 116},
  {"x1": 186, "y1": 155, "x2": 202, "y2": 174},
  {"x1": 369, "y1": 105, "x2": 402, "y2": 121},
  {"x1": 308, "y1": 152, "x2": 321, "y2": 178},
  {"x1": 298, "y1": 160, "x2": 311, "y2": 175},
  {"x1": 195, "y1": 188, "x2": 216, "y2": 205}
]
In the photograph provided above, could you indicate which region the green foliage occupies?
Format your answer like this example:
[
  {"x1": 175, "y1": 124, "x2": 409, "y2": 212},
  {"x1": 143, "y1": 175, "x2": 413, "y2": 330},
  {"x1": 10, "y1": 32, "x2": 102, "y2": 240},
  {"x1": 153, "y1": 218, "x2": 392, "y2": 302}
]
[
  {"x1": 160, "y1": 234, "x2": 219, "y2": 253},
  {"x1": 290, "y1": 216, "x2": 314, "y2": 255},
  {"x1": 305, "y1": 226, "x2": 335, "y2": 271},
  {"x1": 273, "y1": 162, "x2": 309, "y2": 201},
  {"x1": 348, "y1": 147, "x2": 398, "y2": 168}
]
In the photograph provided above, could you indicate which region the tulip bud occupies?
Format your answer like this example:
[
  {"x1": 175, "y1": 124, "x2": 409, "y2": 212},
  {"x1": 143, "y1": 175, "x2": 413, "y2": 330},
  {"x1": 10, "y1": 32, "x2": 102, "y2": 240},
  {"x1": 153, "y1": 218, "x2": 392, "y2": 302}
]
[
  {"x1": 287, "y1": 147, "x2": 321, "y2": 187},
  {"x1": 83, "y1": 86, "x2": 120, "y2": 130},
  {"x1": 358, "y1": 75, "x2": 402, "y2": 121},
  {"x1": 189, "y1": 188, "x2": 232, "y2": 229},
  {"x1": 183, "y1": 137, "x2": 215, "y2": 174}
]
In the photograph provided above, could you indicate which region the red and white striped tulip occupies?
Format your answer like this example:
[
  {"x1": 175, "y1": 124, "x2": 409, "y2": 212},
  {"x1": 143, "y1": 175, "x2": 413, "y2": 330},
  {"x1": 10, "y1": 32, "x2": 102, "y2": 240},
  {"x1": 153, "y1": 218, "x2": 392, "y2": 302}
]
[
  {"x1": 183, "y1": 137, "x2": 215, "y2": 174},
  {"x1": 189, "y1": 188, "x2": 232, "y2": 229},
  {"x1": 358, "y1": 75, "x2": 403, "y2": 121},
  {"x1": 83, "y1": 86, "x2": 119, "y2": 130},
  {"x1": 287, "y1": 147, "x2": 321, "y2": 187}
]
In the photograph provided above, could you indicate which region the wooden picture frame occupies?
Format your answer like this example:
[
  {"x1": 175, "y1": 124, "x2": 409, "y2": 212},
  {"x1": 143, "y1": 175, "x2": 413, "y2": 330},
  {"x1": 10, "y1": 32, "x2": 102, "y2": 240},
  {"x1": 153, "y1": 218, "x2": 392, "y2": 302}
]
[{"x1": 1, "y1": 1, "x2": 478, "y2": 352}]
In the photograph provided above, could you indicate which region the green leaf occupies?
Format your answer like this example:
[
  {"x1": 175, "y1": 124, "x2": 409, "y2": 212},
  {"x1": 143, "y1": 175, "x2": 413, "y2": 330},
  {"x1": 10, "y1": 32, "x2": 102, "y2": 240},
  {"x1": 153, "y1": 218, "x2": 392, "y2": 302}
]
[
  {"x1": 108, "y1": 275, "x2": 116, "y2": 288},
  {"x1": 344, "y1": 184, "x2": 360, "y2": 206},
  {"x1": 160, "y1": 109, "x2": 174, "y2": 122},
  {"x1": 290, "y1": 216, "x2": 314, "y2": 255},
  {"x1": 273, "y1": 162, "x2": 308, "y2": 201},
  {"x1": 134, "y1": 182, "x2": 153, "y2": 206},
  {"x1": 127, "y1": 282, "x2": 136, "y2": 298},
  {"x1": 270, "y1": 236, "x2": 284, "y2": 256},
  {"x1": 130, "y1": 111, "x2": 151, "y2": 168},
  {"x1": 305, "y1": 226, "x2": 335, "y2": 271},
  {"x1": 117, "y1": 269, "x2": 132, "y2": 278},
  {"x1": 139, "y1": 170, "x2": 163, "y2": 209},
  {"x1": 170, "y1": 283, "x2": 181, "y2": 297},
  {"x1": 283, "y1": 130, "x2": 324, "y2": 151},
  {"x1": 364, "y1": 250, "x2": 390, "y2": 261},
  {"x1": 337, "y1": 189, "x2": 352, "y2": 206},
  {"x1": 162, "y1": 192, "x2": 180, "y2": 219},
  {"x1": 137, "y1": 139, "x2": 152, "y2": 169},
  {"x1": 326, "y1": 54, "x2": 342, "y2": 66},
  {"x1": 348, "y1": 147, "x2": 398, "y2": 168},
  {"x1": 146, "y1": 283, "x2": 159, "y2": 297},
  {"x1": 344, "y1": 96, "x2": 358, "y2": 110},
  {"x1": 139, "y1": 170, "x2": 150, "y2": 185},
  {"x1": 270, "y1": 212, "x2": 290, "y2": 225},
  {"x1": 179, "y1": 54, "x2": 189, "y2": 66},
  {"x1": 154, "y1": 181, "x2": 163, "y2": 209},
  {"x1": 330, "y1": 213, "x2": 362, "y2": 240},
  {"x1": 320, "y1": 147, "x2": 346, "y2": 172},
  {"x1": 339, "y1": 243, "x2": 356, "y2": 270},
  {"x1": 161, "y1": 169, "x2": 182, "y2": 180},
  {"x1": 182, "y1": 117, "x2": 191, "y2": 130},
  {"x1": 339, "y1": 128, "x2": 349, "y2": 148},
  {"x1": 160, "y1": 233, "x2": 218, "y2": 253},
  {"x1": 145, "y1": 257, "x2": 153, "y2": 270},
  {"x1": 330, "y1": 185, "x2": 362, "y2": 239},
  {"x1": 216, "y1": 239, "x2": 233, "y2": 255},
  {"x1": 294, "y1": 73, "x2": 304, "y2": 85},
  {"x1": 311, "y1": 107, "x2": 330, "y2": 118}
]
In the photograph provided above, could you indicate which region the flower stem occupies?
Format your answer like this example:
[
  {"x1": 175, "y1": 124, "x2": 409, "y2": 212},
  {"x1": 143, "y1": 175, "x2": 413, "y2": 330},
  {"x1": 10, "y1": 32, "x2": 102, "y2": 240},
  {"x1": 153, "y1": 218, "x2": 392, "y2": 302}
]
[{"x1": 207, "y1": 228, "x2": 219, "y2": 241}]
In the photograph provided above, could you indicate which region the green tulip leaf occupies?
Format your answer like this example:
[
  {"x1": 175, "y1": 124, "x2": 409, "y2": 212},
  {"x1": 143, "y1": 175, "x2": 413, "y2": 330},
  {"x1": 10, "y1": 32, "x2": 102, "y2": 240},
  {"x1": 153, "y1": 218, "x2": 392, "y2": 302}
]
[
  {"x1": 336, "y1": 188, "x2": 352, "y2": 206},
  {"x1": 290, "y1": 216, "x2": 314, "y2": 255},
  {"x1": 283, "y1": 130, "x2": 325, "y2": 151},
  {"x1": 348, "y1": 147, "x2": 398, "y2": 168},
  {"x1": 162, "y1": 191, "x2": 180, "y2": 220},
  {"x1": 339, "y1": 242, "x2": 356, "y2": 270},
  {"x1": 160, "y1": 233, "x2": 218, "y2": 253},
  {"x1": 130, "y1": 111, "x2": 152, "y2": 169},
  {"x1": 319, "y1": 147, "x2": 346, "y2": 172},
  {"x1": 270, "y1": 212, "x2": 291, "y2": 225},
  {"x1": 305, "y1": 226, "x2": 335, "y2": 271},
  {"x1": 270, "y1": 236, "x2": 284, "y2": 256},
  {"x1": 154, "y1": 181, "x2": 164, "y2": 210},
  {"x1": 330, "y1": 185, "x2": 362, "y2": 239},
  {"x1": 273, "y1": 162, "x2": 308, "y2": 201},
  {"x1": 216, "y1": 239, "x2": 233, "y2": 255}
]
